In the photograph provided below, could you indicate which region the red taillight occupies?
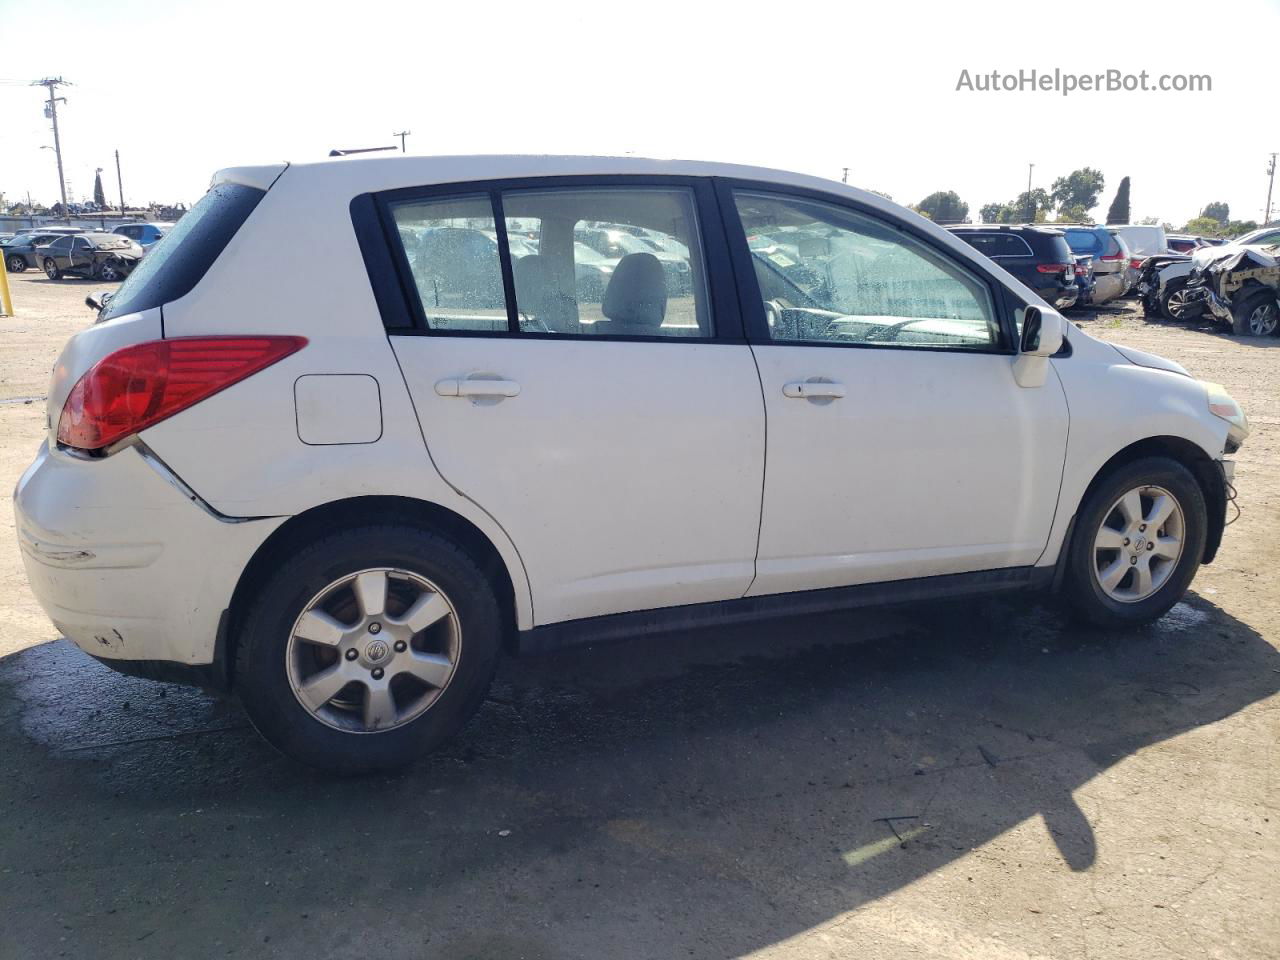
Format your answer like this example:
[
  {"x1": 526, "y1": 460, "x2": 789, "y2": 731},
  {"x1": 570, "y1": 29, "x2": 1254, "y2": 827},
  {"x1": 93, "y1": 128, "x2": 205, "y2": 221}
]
[
  {"x1": 1074, "y1": 264, "x2": 1087, "y2": 276},
  {"x1": 1036, "y1": 263, "x2": 1070, "y2": 273},
  {"x1": 57, "y1": 336, "x2": 306, "y2": 452},
  {"x1": 1100, "y1": 253, "x2": 1124, "y2": 261},
  {"x1": 1129, "y1": 258, "x2": 1144, "y2": 270}
]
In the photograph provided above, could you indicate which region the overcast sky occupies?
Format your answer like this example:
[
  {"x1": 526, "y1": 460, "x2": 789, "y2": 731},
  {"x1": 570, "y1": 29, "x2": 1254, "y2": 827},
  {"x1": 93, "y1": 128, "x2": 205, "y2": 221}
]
[{"x1": 2, "y1": 0, "x2": 1277, "y2": 226}]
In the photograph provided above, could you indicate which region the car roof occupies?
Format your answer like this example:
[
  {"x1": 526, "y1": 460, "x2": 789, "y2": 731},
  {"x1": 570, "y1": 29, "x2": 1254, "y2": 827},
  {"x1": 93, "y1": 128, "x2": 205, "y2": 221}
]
[
  {"x1": 948, "y1": 223, "x2": 1066, "y2": 236},
  {"x1": 213, "y1": 154, "x2": 905, "y2": 211}
]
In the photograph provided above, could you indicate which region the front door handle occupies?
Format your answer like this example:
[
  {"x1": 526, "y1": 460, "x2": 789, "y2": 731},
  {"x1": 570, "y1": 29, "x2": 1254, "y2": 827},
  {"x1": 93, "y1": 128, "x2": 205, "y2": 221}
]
[
  {"x1": 435, "y1": 378, "x2": 521, "y2": 398},
  {"x1": 782, "y1": 381, "x2": 846, "y2": 399}
]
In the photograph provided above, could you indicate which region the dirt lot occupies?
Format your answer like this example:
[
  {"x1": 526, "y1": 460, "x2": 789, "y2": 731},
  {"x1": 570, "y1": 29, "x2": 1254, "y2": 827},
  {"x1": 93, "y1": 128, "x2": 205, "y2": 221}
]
[{"x1": 0, "y1": 271, "x2": 1275, "y2": 960}]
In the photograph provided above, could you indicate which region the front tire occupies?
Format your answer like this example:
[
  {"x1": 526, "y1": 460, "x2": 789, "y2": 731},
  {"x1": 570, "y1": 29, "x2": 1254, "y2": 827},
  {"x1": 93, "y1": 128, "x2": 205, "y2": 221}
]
[
  {"x1": 1230, "y1": 289, "x2": 1279, "y2": 337},
  {"x1": 235, "y1": 524, "x2": 505, "y2": 774},
  {"x1": 1159, "y1": 279, "x2": 1203, "y2": 322},
  {"x1": 43, "y1": 258, "x2": 61, "y2": 280},
  {"x1": 5, "y1": 255, "x2": 26, "y2": 273},
  {"x1": 1063, "y1": 456, "x2": 1207, "y2": 628}
]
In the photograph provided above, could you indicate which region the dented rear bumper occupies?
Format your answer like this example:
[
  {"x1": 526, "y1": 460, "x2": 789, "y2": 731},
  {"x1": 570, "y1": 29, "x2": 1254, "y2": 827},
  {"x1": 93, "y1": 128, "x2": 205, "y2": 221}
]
[{"x1": 14, "y1": 440, "x2": 282, "y2": 670}]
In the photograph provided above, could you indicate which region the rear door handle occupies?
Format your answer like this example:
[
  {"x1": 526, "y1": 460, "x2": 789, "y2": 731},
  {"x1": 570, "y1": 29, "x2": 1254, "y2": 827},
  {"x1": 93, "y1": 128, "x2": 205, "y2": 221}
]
[
  {"x1": 435, "y1": 378, "x2": 521, "y2": 398},
  {"x1": 782, "y1": 381, "x2": 846, "y2": 399}
]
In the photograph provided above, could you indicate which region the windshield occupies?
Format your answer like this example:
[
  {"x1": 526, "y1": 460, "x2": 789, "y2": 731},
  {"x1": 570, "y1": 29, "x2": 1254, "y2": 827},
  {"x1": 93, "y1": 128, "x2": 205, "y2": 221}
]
[{"x1": 100, "y1": 181, "x2": 265, "y2": 321}]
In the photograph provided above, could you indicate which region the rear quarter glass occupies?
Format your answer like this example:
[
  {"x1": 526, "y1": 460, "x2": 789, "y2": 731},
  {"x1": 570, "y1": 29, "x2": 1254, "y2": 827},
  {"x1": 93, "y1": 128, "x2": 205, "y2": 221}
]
[{"x1": 99, "y1": 182, "x2": 265, "y2": 322}]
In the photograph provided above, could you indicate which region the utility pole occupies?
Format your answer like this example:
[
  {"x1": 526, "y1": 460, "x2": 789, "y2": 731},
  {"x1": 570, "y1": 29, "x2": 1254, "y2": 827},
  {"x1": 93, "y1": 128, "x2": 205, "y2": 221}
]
[
  {"x1": 393, "y1": 130, "x2": 411, "y2": 153},
  {"x1": 115, "y1": 149, "x2": 126, "y2": 216},
  {"x1": 841, "y1": 167, "x2": 849, "y2": 184},
  {"x1": 1025, "y1": 162, "x2": 1035, "y2": 222},
  {"x1": 1266, "y1": 153, "x2": 1277, "y2": 225},
  {"x1": 32, "y1": 77, "x2": 71, "y2": 223}
]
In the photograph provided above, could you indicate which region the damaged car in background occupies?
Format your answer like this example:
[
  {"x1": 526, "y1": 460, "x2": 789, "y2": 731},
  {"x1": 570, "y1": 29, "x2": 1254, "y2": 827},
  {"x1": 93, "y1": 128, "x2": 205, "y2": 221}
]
[
  {"x1": 1139, "y1": 225, "x2": 1280, "y2": 324},
  {"x1": 37, "y1": 233, "x2": 144, "y2": 282},
  {"x1": 1185, "y1": 244, "x2": 1280, "y2": 336}
]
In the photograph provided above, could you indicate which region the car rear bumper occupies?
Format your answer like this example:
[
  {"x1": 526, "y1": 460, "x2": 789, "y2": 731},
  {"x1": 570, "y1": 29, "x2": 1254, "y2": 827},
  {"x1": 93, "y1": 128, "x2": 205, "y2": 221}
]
[{"x1": 14, "y1": 440, "x2": 283, "y2": 670}]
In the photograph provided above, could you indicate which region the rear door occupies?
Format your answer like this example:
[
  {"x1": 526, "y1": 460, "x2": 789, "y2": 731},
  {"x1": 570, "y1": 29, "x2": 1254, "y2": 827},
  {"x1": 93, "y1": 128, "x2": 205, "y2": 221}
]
[
  {"x1": 369, "y1": 177, "x2": 765, "y2": 626},
  {"x1": 721, "y1": 184, "x2": 1069, "y2": 596}
]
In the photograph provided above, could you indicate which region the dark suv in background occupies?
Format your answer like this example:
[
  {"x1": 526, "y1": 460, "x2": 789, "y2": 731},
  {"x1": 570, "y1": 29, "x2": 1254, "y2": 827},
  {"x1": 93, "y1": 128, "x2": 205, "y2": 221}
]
[{"x1": 947, "y1": 225, "x2": 1077, "y2": 309}]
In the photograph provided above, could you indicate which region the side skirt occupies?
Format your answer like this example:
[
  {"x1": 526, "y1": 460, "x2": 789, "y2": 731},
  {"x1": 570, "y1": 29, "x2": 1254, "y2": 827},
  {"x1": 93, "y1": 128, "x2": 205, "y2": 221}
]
[{"x1": 518, "y1": 565, "x2": 1054, "y2": 655}]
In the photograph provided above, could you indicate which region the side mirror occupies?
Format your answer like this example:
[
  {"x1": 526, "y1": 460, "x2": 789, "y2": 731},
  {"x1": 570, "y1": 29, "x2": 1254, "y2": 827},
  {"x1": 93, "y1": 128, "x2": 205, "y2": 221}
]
[
  {"x1": 1013, "y1": 305, "x2": 1065, "y2": 388},
  {"x1": 1019, "y1": 305, "x2": 1064, "y2": 357},
  {"x1": 84, "y1": 291, "x2": 114, "y2": 314}
]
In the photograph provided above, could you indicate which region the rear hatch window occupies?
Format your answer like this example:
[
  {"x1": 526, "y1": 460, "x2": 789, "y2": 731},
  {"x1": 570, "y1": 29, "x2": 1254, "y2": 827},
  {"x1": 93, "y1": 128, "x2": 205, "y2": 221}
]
[
  {"x1": 100, "y1": 182, "x2": 264, "y2": 322},
  {"x1": 1049, "y1": 236, "x2": 1074, "y2": 265}
]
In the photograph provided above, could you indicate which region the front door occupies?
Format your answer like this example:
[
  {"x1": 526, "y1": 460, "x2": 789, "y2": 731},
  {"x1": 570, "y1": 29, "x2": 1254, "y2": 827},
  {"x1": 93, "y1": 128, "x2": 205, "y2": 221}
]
[
  {"x1": 382, "y1": 180, "x2": 765, "y2": 625},
  {"x1": 723, "y1": 187, "x2": 1069, "y2": 595}
]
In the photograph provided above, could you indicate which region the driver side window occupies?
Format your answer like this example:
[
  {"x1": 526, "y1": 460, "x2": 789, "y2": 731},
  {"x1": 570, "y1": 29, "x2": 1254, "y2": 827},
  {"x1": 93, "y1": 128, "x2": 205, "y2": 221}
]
[{"x1": 733, "y1": 192, "x2": 1000, "y2": 349}]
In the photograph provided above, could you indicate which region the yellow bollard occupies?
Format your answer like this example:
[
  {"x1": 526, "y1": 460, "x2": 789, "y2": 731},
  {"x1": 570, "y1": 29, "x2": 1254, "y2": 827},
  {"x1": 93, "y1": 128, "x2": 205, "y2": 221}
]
[{"x1": 0, "y1": 260, "x2": 13, "y2": 317}]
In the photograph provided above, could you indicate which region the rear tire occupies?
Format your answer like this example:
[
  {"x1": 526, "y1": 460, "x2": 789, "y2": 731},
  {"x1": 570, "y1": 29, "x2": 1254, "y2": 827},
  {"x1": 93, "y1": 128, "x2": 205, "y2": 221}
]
[
  {"x1": 42, "y1": 258, "x2": 61, "y2": 280},
  {"x1": 235, "y1": 524, "x2": 504, "y2": 774},
  {"x1": 1063, "y1": 456, "x2": 1206, "y2": 628},
  {"x1": 1230, "y1": 289, "x2": 1279, "y2": 337},
  {"x1": 5, "y1": 255, "x2": 25, "y2": 273}
]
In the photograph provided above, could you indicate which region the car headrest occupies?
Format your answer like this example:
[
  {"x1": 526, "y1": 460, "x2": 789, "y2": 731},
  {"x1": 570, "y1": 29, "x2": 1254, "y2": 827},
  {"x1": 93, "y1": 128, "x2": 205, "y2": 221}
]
[
  {"x1": 602, "y1": 253, "x2": 667, "y2": 328},
  {"x1": 512, "y1": 254, "x2": 550, "y2": 308}
]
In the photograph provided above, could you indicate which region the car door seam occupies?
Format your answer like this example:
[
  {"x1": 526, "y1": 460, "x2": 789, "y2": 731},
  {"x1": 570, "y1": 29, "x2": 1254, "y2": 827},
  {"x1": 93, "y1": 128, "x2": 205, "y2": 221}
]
[
  {"x1": 383, "y1": 333, "x2": 536, "y2": 623},
  {"x1": 1032, "y1": 359, "x2": 1073, "y2": 568}
]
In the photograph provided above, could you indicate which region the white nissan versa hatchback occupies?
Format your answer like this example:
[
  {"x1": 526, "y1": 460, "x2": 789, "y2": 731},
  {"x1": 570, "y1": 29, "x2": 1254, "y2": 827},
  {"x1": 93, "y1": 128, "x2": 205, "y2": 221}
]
[{"x1": 16, "y1": 156, "x2": 1248, "y2": 773}]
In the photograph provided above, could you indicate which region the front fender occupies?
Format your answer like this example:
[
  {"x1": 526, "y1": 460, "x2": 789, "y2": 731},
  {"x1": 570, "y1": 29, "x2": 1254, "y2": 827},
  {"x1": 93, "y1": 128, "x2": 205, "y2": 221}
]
[{"x1": 1039, "y1": 340, "x2": 1226, "y2": 569}]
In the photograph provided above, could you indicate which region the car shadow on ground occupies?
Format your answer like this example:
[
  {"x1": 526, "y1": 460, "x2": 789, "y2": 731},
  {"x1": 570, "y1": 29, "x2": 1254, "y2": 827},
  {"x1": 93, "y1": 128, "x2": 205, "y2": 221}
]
[{"x1": 0, "y1": 591, "x2": 1275, "y2": 958}]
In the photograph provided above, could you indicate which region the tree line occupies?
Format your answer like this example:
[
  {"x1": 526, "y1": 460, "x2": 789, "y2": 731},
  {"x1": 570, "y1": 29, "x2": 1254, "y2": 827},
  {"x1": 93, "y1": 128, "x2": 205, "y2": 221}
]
[{"x1": 894, "y1": 171, "x2": 1262, "y2": 237}]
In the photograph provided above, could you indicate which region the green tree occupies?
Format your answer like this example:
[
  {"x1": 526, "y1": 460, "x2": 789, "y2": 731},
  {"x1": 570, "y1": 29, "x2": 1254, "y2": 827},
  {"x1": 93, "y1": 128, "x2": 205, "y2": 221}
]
[
  {"x1": 1202, "y1": 201, "x2": 1229, "y2": 224},
  {"x1": 979, "y1": 202, "x2": 1005, "y2": 223},
  {"x1": 915, "y1": 190, "x2": 969, "y2": 224},
  {"x1": 1050, "y1": 168, "x2": 1105, "y2": 215},
  {"x1": 1011, "y1": 188, "x2": 1053, "y2": 223},
  {"x1": 1104, "y1": 176, "x2": 1130, "y2": 225},
  {"x1": 1056, "y1": 204, "x2": 1090, "y2": 224},
  {"x1": 93, "y1": 171, "x2": 106, "y2": 209},
  {"x1": 1183, "y1": 216, "x2": 1222, "y2": 236}
]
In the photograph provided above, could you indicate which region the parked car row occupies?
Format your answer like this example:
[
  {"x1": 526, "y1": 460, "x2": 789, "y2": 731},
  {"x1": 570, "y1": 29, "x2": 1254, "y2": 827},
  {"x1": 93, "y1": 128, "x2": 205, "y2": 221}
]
[
  {"x1": 0, "y1": 222, "x2": 171, "y2": 280},
  {"x1": 947, "y1": 217, "x2": 1280, "y2": 338}
]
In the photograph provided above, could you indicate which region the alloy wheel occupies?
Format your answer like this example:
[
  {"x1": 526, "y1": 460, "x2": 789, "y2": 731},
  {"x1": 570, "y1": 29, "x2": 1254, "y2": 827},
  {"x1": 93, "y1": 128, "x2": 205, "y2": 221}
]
[
  {"x1": 6, "y1": 256, "x2": 24, "y2": 273},
  {"x1": 286, "y1": 567, "x2": 461, "y2": 733},
  {"x1": 1166, "y1": 288, "x2": 1193, "y2": 319},
  {"x1": 1248, "y1": 302, "x2": 1278, "y2": 336},
  {"x1": 43, "y1": 260, "x2": 57, "y2": 279},
  {"x1": 1092, "y1": 485, "x2": 1185, "y2": 603}
]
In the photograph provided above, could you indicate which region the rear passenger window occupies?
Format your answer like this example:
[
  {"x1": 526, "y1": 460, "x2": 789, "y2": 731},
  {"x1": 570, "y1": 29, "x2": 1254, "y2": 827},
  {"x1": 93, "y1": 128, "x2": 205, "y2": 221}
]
[
  {"x1": 963, "y1": 233, "x2": 1033, "y2": 258},
  {"x1": 387, "y1": 196, "x2": 508, "y2": 332},
  {"x1": 500, "y1": 187, "x2": 711, "y2": 337}
]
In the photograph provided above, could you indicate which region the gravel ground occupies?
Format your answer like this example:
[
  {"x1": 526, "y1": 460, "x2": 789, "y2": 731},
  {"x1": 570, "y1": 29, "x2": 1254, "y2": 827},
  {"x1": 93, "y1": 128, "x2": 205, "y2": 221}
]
[{"x1": 0, "y1": 272, "x2": 1275, "y2": 960}]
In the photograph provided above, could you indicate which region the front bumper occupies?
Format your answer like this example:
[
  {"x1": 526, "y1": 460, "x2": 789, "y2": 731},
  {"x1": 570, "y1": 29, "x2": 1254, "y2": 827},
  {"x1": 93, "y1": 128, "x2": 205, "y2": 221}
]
[{"x1": 15, "y1": 440, "x2": 283, "y2": 670}]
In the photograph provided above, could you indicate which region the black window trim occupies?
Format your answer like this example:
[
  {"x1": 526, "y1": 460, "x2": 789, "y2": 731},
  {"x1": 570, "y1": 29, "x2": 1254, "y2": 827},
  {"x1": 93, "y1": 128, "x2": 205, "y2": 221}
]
[
  {"x1": 350, "y1": 174, "x2": 746, "y2": 344},
  {"x1": 712, "y1": 178, "x2": 1019, "y2": 356}
]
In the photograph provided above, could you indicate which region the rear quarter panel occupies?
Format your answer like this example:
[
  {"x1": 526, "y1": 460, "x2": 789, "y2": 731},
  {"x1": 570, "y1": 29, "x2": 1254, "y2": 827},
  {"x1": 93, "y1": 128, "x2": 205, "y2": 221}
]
[{"x1": 140, "y1": 168, "x2": 535, "y2": 627}]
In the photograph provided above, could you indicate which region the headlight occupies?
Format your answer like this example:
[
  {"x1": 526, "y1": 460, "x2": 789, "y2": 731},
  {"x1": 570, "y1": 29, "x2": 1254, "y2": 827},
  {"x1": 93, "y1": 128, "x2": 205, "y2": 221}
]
[{"x1": 1203, "y1": 381, "x2": 1249, "y2": 451}]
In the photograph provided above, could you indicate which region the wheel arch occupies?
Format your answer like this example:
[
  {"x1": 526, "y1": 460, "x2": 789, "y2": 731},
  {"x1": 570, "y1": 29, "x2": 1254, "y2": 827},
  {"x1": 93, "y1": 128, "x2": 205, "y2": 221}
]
[
  {"x1": 1059, "y1": 435, "x2": 1226, "y2": 585},
  {"x1": 223, "y1": 495, "x2": 524, "y2": 688}
]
